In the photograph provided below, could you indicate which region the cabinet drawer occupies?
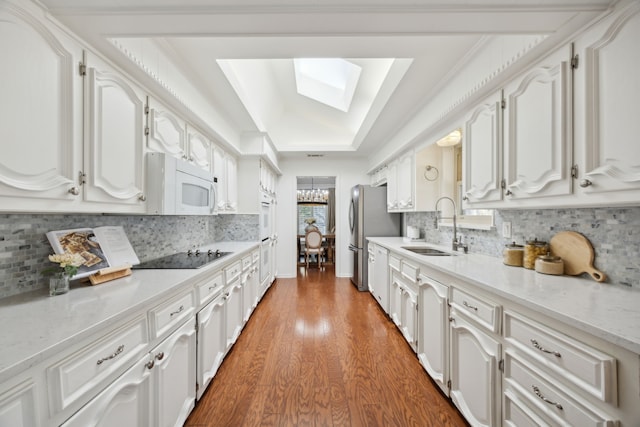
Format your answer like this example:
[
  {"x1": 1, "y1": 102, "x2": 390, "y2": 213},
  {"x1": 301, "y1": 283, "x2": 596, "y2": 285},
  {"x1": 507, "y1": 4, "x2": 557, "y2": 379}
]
[
  {"x1": 196, "y1": 271, "x2": 224, "y2": 307},
  {"x1": 400, "y1": 260, "x2": 418, "y2": 283},
  {"x1": 504, "y1": 351, "x2": 617, "y2": 426},
  {"x1": 149, "y1": 290, "x2": 195, "y2": 340},
  {"x1": 389, "y1": 254, "x2": 401, "y2": 272},
  {"x1": 252, "y1": 250, "x2": 259, "y2": 264},
  {"x1": 504, "y1": 310, "x2": 617, "y2": 404},
  {"x1": 225, "y1": 260, "x2": 242, "y2": 285},
  {"x1": 450, "y1": 287, "x2": 501, "y2": 334},
  {"x1": 47, "y1": 315, "x2": 149, "y2": 413},
  {"x1": 242, "y1": 255, "x2": 252, "y2": 271}
]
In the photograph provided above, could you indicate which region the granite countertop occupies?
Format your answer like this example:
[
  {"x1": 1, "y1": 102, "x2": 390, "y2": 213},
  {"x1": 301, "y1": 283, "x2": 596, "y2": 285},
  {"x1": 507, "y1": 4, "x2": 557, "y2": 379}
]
[
  {"x1": 0, "y1": 241, "x2": 258, "y2": 384},
  {"x1": 368, "y1": 237, "x2": 640, "y2": 355}
]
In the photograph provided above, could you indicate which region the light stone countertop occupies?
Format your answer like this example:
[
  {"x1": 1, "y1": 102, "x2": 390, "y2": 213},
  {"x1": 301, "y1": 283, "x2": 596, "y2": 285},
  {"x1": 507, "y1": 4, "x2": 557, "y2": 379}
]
[
  {"x1": 0, "y1": 241, "x2": 258, "y2": 384},
  {"x1": 368, "y1": 237, "x2": 640, "y2": 355}
]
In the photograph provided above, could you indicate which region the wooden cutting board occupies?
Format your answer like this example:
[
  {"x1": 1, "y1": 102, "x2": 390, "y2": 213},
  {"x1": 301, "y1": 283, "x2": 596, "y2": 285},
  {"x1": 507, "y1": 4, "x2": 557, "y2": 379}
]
[{"x1": 549, "y1": 231, "x2": 606, "y2": 282}]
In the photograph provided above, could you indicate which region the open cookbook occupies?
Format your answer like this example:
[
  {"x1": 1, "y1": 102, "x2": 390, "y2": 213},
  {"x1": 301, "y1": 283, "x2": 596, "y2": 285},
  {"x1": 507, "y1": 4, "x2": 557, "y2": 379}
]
[{"x1": 46, "y1": 226, "x2": 140, "y2": 279}]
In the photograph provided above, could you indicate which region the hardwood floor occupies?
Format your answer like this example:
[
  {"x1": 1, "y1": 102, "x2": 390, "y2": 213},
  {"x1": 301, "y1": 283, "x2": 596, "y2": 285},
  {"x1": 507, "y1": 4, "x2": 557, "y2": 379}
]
[{"x1": 185, "y1": 266, "x2": 468, "y2": 427}]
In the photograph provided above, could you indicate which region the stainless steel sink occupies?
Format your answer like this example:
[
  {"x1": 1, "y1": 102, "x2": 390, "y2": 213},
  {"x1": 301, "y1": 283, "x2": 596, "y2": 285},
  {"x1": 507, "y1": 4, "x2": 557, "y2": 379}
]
[{"x1": 401, "y1": 246, "x2": 455, "y2": 256}]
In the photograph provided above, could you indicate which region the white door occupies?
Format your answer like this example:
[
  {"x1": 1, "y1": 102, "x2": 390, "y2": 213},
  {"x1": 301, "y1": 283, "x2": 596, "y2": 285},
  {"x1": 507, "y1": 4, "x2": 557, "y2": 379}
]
[
  {"x1": 463, "y1": 91, "x2": 503, "y2": 205},
  {"x1": 389, "y1": 272, "x2": 402, "y2": 328},
  {"x1": 196, "y1": 294, "x2": 226, "y2": 400},
  {"x1": 397, "y1": 152, "x2": 415, "y2": 210},
  {"x1": 150, "y1": 320, "x2": 196, "y2": 427},
  {"x1": 386, "y1": 160, "x2": 398, "y2": 210},
  {"x1": 0, "y1": 5, "x2": 83, "y2": 207},
  {"x1": 186, "y1": 127, "x2": 211, "y2": 171},
  {"x1": 449, "y1": 313, "x2": 501, "y2": 427},
  {"x1": 417, "y1": 275, "x2": 449, "y2": 396},
  {"x1": 503, "y1": 45, "x2": 573, "y2": 200},
  {"x1": 147, "y1": 98, "x2": 186, "y2": 159},
  {"x1": 225, "y1": 280, "x2": 244, "y2": 350},
  {"x1": 373, "y1": 246, "x2": 390, "y2": 314},
  {"x1": 225, "y1": 155, "x2": 238, "y2": 212},
  {"x1": 400, "y1": 283, "x2": 418, "y2": 352},
  {"x1": 84, "y1": 56, "x2": 146, "y2": 209}
]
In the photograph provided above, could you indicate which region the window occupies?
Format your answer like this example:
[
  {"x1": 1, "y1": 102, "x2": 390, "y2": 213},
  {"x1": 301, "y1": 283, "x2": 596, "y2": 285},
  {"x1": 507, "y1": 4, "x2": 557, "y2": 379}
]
[{"x1": 298, "y1": 204, "x2": 327, "y2": 234}]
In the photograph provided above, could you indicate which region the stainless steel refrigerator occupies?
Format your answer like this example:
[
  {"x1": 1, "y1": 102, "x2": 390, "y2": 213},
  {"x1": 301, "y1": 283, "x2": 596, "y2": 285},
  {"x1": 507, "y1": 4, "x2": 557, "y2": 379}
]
[{"x1": 348, "y1": 185, "x2": 401, "y2": 291}]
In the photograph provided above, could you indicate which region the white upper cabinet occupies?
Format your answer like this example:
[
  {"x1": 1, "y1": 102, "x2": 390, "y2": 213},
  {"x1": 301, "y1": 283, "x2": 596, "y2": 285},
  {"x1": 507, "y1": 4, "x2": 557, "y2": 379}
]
[
  {"x1": 387, "y1": 150, "x2": 415, "y2": 212},
  {"x1": 147, "y1": 98, "x2": 186, "y2": 159},
  {"x1": 212, "y1": 145, "x2": 238, "y2": 213},
  {"x1": 503, "y1": 45, "x2": 574, "y2": 201},
  {"x1": 185, "y1": 126, "x2": 211, "y2": 171},
  {"x1": 0, "y1": 1, "x2": 83, "y2": 208},
  {"x1": 463, "y1": 91, "x2": 503, "y2": 205},
  {"x1": 576, "y1": 3, "x2": 640, "y2": 197},
  {"x1": 84, "y1": 54, "x2": 146, "y2": 210}
]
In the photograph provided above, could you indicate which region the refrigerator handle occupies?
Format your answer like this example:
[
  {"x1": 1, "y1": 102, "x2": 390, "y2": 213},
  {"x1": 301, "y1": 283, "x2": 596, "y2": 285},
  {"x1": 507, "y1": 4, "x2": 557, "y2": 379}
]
[
  {"x1": 348, "y1": 244, "x2": 359, "y2": 252},
  {"x1": 349, "y1": 199, "x2": 355, "y2": 233}
]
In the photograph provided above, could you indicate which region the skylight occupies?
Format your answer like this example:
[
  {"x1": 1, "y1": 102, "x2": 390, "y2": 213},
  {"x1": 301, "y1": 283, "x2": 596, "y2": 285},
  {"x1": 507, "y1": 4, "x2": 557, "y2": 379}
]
[{"x1": 293, "y1": 58, "x2": 362, "y2": 112}]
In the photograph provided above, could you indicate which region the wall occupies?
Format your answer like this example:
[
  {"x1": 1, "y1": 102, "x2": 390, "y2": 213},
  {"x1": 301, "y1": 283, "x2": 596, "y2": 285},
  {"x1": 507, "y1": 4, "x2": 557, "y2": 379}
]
[
  {"x1": 0, "y1": 213, "x2": 258, "y2": 299},
  {"x1": 405, "y1": 206, "x2": 640, "y2": 288},
  {"x1": 275, "y1": 157, "x2": 370, "y2": 279}
]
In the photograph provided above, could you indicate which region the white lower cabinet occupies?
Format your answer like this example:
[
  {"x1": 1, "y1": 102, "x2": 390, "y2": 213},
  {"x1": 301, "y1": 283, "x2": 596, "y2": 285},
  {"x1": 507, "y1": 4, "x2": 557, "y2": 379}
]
[
  {"x1": 61, "y1": 355, "x2": 153, "y2": 427},
  {"x1": 449, "y1": 312, "x2": 502, "y2": 427},
  {"x1": 369, "y1": 244, "x2": 390, "y2": 314},
  {"x1": 224, "y1": 277, "x2": 244, "y2": 351},
  {"x1": 61, "y1": 318, "x2": 196, "y2": 427},
  {"x1": 196, "y1": 293, "x2": 226, "y2": 400},
  {"x1": 0, "y1": 377, "x2": 39, "y2": 427},
  {"x1": 417, "y1": 274, "x2": 449, "y2": 396}
]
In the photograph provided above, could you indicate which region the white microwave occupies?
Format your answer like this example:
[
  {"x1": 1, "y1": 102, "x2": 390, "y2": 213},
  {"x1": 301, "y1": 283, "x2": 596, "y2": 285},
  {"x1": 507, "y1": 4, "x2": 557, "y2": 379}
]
[{"x1": 146, "y1": 152, "x2": 218, "y2": 215}]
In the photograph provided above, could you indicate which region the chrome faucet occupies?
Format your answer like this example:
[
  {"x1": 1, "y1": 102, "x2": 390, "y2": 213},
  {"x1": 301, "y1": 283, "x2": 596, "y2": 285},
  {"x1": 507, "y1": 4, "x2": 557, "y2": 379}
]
[{"x1": 434, "y1": 196, "x2": 468, "y2": 253}]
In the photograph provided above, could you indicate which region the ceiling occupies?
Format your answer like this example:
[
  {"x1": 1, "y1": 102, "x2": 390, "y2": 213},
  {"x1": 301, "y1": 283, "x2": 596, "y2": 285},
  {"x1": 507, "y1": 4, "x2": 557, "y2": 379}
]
[{"x1": 38, "y1": 0, "x2": 613, "y2": 160}]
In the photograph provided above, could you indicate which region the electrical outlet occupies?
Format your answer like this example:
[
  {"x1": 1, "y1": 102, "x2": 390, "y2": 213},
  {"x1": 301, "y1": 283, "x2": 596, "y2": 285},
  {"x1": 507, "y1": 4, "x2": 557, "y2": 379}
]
[{"x1": 502, "y1": 222, "x2": 512, "y2": 238}]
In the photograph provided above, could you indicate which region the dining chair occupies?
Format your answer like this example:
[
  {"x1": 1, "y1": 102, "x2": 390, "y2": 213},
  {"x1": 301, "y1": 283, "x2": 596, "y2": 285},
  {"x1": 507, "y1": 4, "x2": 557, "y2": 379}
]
[{"x1": 304, "y1": 229, "x2": 325, "y2": 269}]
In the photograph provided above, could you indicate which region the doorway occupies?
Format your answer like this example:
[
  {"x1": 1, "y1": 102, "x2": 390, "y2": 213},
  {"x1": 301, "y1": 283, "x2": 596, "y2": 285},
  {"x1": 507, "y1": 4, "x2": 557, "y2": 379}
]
[{"x1": 296, "y1": 176, "x2": 336, "y2": 267}]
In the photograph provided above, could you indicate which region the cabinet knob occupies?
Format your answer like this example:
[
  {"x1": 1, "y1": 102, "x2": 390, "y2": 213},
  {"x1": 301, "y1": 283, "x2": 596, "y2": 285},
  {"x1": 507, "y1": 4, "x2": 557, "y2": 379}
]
[
  {"x1": 155, "y1": 352, "x2": 165, "y2": 361},
  {"x1": 579, "y1": 179, "x2": 592, "y2": 188},
  {"x1": 505, "y1": 189, "x2": 513, "y2": 196},
  {"x1": 68, "y1": 187, "x2": 80, "y2": 196},
  {"x1": 138, "y1": 193, "x2": 146, "y2": 201},
  {"x1": 146, "y1": 360, "x2": 155, "y2": 370},
  {"x1": 462, "y1": 196, "x2": 469, "y2": 201}
]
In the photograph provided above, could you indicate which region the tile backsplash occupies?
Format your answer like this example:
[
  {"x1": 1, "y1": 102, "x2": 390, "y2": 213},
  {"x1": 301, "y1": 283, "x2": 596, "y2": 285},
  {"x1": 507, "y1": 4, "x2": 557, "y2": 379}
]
[
  {"x1": 405, "y1": 206, "x2": 640, "y2": 288},
  {"x1": 0, "y1": 213, "x2": 258, "y2": 298}
]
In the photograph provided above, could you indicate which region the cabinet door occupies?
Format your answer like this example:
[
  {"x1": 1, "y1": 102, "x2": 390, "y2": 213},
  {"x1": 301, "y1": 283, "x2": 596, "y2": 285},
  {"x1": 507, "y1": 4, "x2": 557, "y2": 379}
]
[
  {"x1": 579, "y1": 5, "x2": 640, "y2": 194},
  {"x1": 503, "y1": 46, "x2": 573, "y2": 200},
  {"x1": 449, "y1": 313, "x2": 501, "y2": 427},
  {"x1": 373, "y1": 246, "x2": 390, "y2": 314},
  {"x1": 367, "y1": 246, "x2": 376, "y2": 299},
  {"x1": 463, "y1": 91, "x2": 503, "y2": 204},
  {"x1": 196, "y1": 294, "x2": 226, "y2": 400},
  {"x1": 150, "y1": 319, "x2": 196, "y2": 427},
  {"x1": 400, "y1": 284, "x2": 418, "y2": 352},
  {"x1": 147, "y1": 99, "x2": 186, "y2": 159},
  {"x1": 0, "y1": 378, "x2": 39, "y2": 427},
  {"x1": 386, "y1": 160, "x2": 398, "y2": 210},
  {"x1": 389, "y1": 272, "x2": 402, "y2": 328},
  {"x1": 0, "y1": 3, "x2": 82, "y2": 205},
  {"x1": 212, "y1": 145, "x2": 227, "y2": 210},
  {"x1": 417, "y1": 275, "x2": 449, "y2": 396},
  {"x1": 397, "y1": 152, "x2": 414, "y2": 209},
  {"x1": 85, "y1": 58, "x2": 146, "y2": 209},
  {"x1": 186, "y1": 127, "x2": 211, "y2": 171},
  {"x1": 61, "y1": 357, "x2": 152, "y2": 427},
  {"x1": 225, "y1": 280, "x2": 244, "y2": 350},
  {"x1": 225, "y1": 155, "x2": 238, "y2": 212}
]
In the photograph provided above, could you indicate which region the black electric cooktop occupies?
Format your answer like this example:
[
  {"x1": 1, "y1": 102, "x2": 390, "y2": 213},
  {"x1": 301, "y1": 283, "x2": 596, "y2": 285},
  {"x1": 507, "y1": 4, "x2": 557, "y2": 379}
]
[{"x1": 133, "y1": 250, "x2": 232, "y2": 269}]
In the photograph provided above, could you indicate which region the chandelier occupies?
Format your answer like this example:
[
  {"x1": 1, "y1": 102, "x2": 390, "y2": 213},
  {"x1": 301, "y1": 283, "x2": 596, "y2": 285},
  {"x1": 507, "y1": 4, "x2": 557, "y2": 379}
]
[{"x1": 297, "y1": 178, "x2": 329, "y2": 203}]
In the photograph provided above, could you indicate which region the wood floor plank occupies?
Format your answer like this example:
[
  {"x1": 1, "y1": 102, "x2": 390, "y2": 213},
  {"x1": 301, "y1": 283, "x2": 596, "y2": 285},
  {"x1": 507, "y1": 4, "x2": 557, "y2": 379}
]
[{"x1": 185, "y1": 266, "x2": 469, "y2": 427}]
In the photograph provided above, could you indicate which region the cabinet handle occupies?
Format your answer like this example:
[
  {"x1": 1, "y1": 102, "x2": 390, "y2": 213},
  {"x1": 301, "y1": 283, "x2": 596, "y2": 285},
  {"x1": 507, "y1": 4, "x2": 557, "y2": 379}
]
[
  {"x1": 463, "y1": 301, "x2": 478, "y2": 311},
  {"x1": 530, "y1": 339, "x2": 562, "y2": 357},
  {"x1": 96, "y1": 345, "x2": 124, "y2": 365},
  {"x1": 579, "y1": 179, "x2": 592, "y2": 188},
  {"x1": 209, "y1": 286, "x2": 216, "y2": 291},
  {"x1": 138, "y1": 193, "x2": 146, "y2": 202},
  {"x1": 532, "y1": 385, "x2": 563, "y2": 410},
  {"x1": 169, "y1": 305, "x2": 184, "y2": 317},
  {"x1": 155, "y1": 352, "x2": 165, "y2": 361},
  {"x1": 68, "y1": 187, "x2": 80, "y2": 196},
  {"x1": 146, "y1": 359, "x2": 155, "y2": 370}
]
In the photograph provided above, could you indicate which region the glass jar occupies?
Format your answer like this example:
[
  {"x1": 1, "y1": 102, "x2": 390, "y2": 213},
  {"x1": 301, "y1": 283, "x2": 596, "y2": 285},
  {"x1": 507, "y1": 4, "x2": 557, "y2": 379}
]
[
  {"x1": 524, "y1": 238, "x2": 548, "y2": 269},
  {"x1": 49, "y1": 272, "x2": 70, "y2": 296},
  {"x1": 503, "y1": 242, "x2": 524, "y2": 267}
]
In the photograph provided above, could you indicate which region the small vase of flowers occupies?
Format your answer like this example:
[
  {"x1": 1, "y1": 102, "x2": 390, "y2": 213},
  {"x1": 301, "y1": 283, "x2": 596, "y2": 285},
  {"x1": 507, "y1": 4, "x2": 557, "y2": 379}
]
[{"x1": 42, "y1": 252, "x2": 84, "y2": 296}]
